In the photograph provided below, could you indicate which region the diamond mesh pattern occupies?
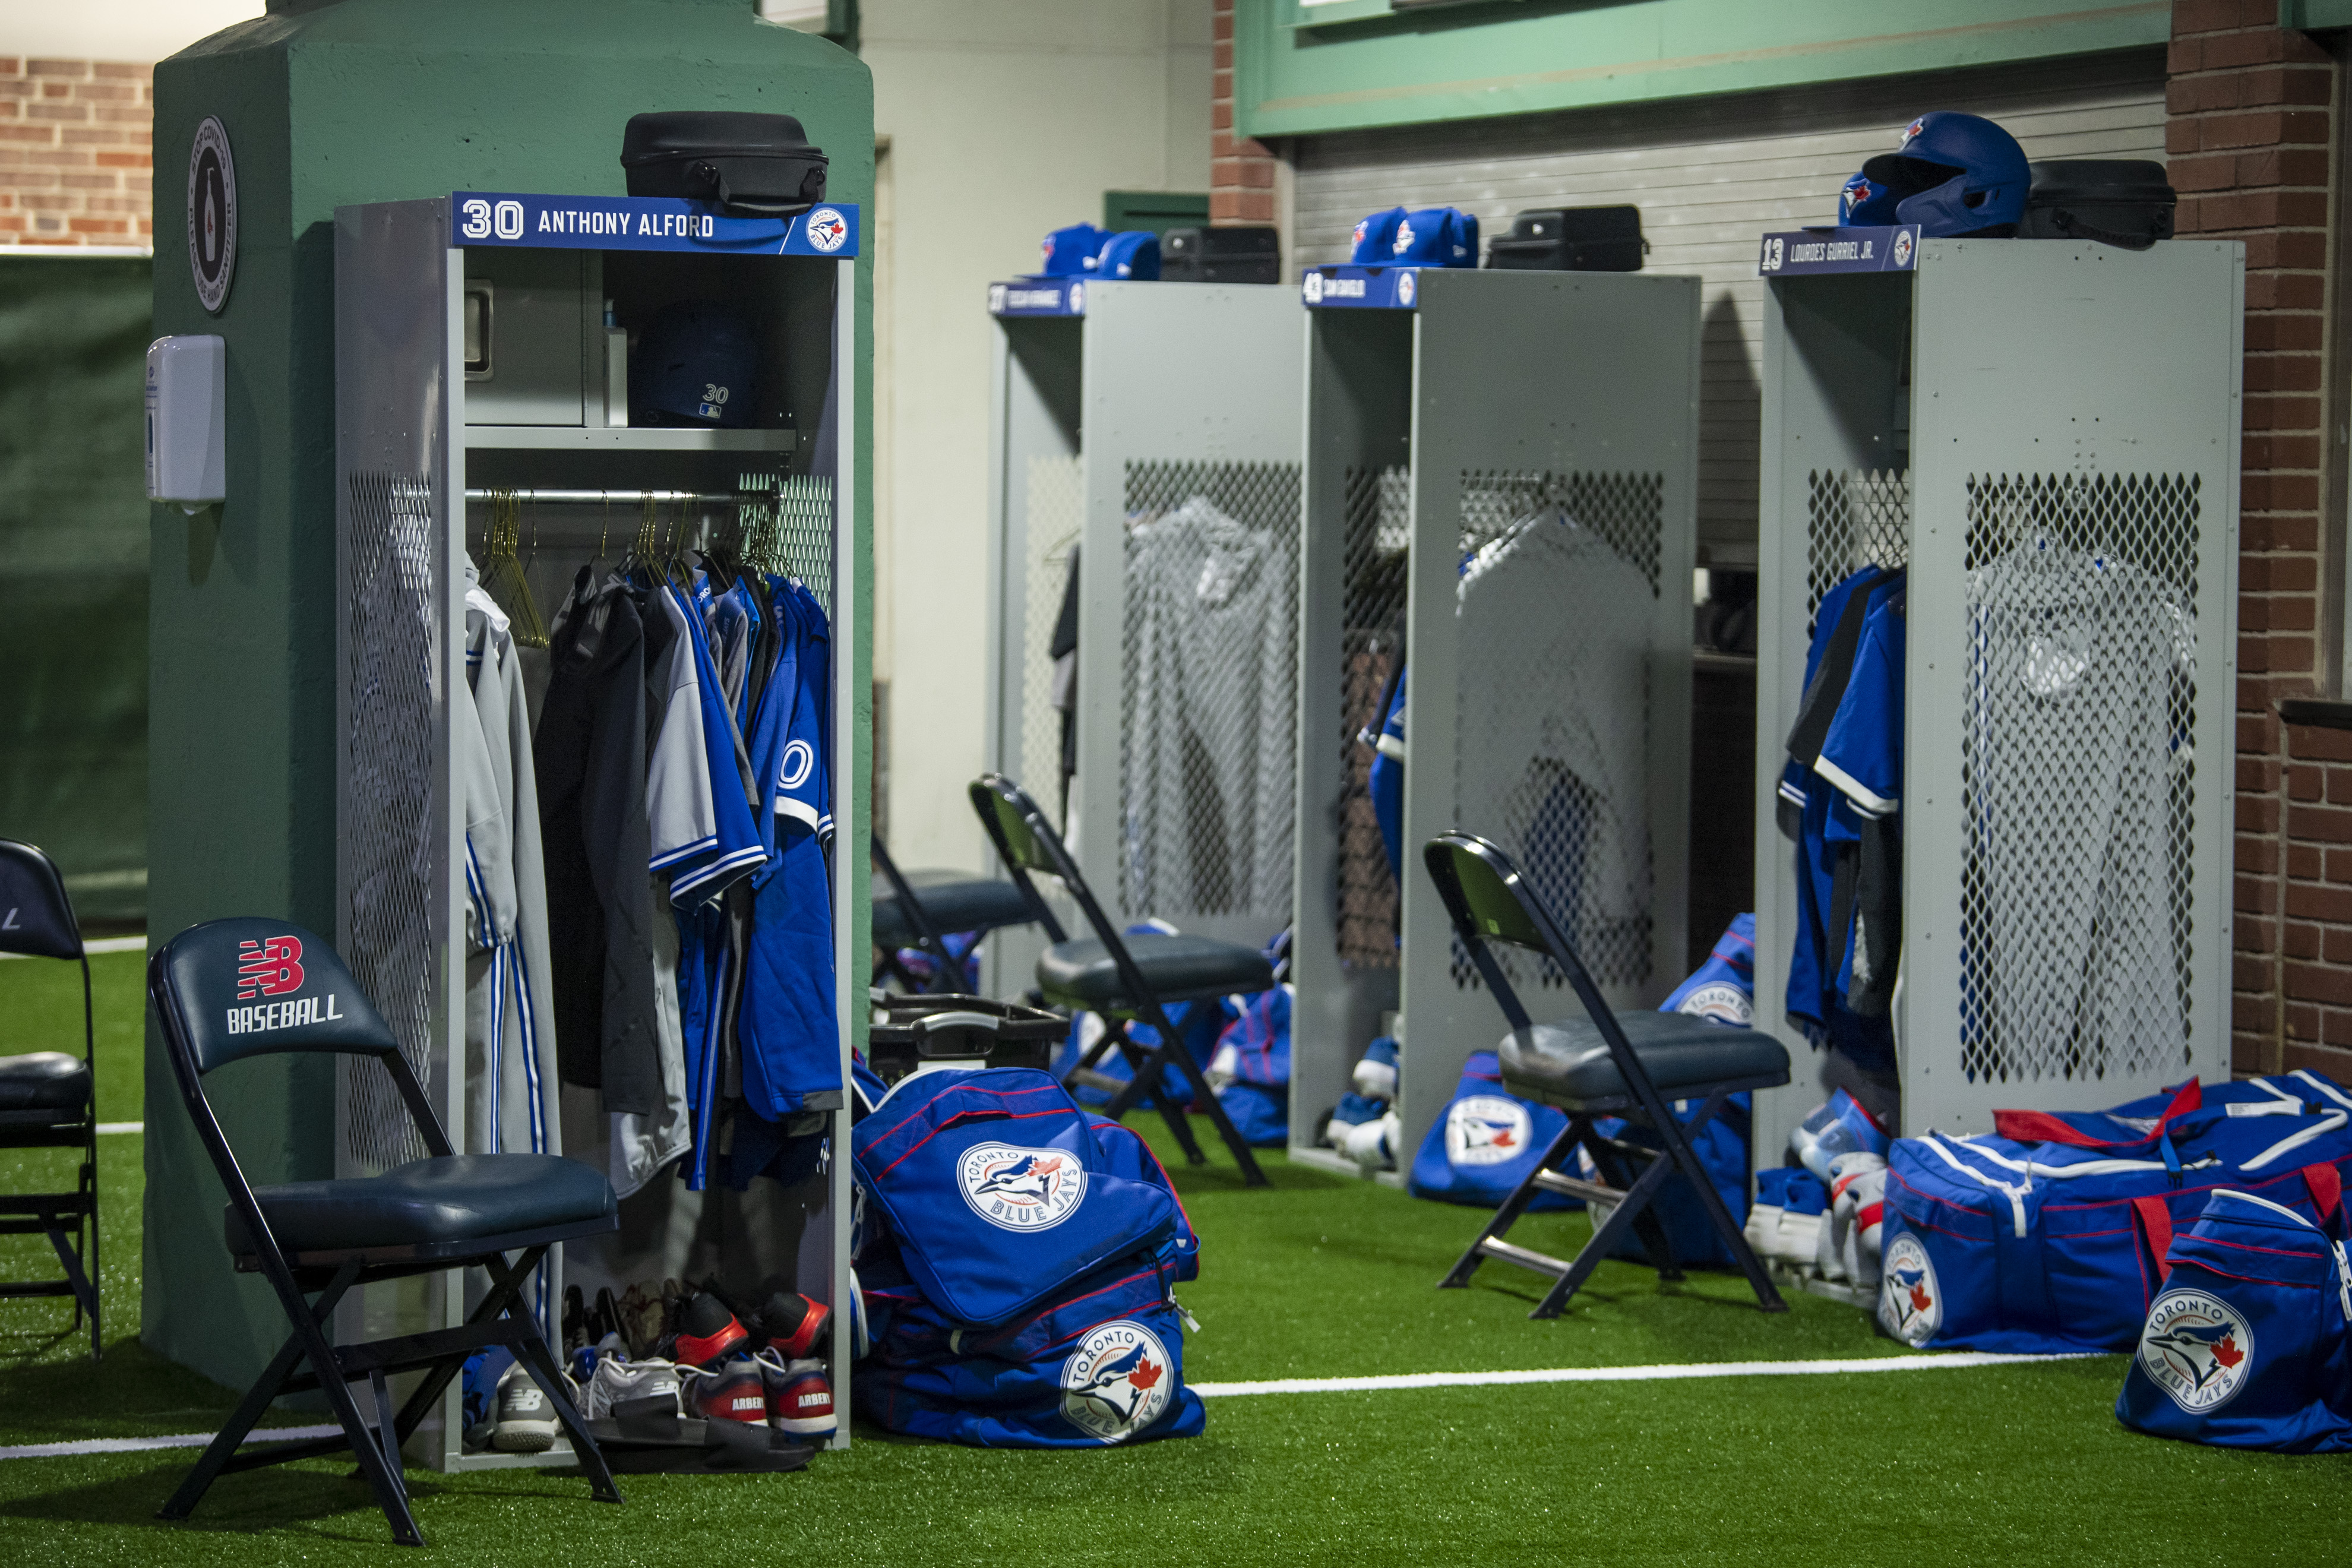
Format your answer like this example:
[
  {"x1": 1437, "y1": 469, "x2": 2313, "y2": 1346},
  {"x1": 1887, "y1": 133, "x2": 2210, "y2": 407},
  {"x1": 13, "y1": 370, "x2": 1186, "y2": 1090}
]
[
  {"x1": 1021, "y1": 455, "x2": 1083, "y2": 822},
  {"x1": 1118, "y1": 460, "x2": 1302, "y2": 924},
  {"x1": 1957, "y1": 473, "x2": 2201, "y2": 1084},
  {"x1": 343, "y1": 471, "x2": 438, "y2": 1174},
  {"x1": 1806, "y1": 469, "x2": 1911, "y2": 622},
  {"x1": 744, "y1": 472, "x2": 836, "y2": 613},
  {"x1": 1451, "y1": 471, "x2": 1664, "y2": 994},
  {"x1": 1336, "y1": 465, "x2": 1409, "y2": 968}
]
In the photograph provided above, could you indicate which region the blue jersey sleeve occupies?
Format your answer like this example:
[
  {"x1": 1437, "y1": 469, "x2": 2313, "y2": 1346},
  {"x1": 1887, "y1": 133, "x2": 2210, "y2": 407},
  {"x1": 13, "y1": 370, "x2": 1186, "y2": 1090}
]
[
  {"x1": 777, "y1": 583, "x2": 832, "y2": 841},
  {"x1": 668, "y1": 583, "x2": 767, "y2": 906},
  {"x1": 1813, "y1": 593, "x2": 1904, "y2": 819}
]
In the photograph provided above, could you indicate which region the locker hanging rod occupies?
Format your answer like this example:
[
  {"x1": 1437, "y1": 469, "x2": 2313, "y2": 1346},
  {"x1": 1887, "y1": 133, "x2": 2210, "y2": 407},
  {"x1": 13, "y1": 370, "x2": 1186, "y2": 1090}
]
[{"x1": 461, "y1": 488, "x2": 755, "y2": 506}]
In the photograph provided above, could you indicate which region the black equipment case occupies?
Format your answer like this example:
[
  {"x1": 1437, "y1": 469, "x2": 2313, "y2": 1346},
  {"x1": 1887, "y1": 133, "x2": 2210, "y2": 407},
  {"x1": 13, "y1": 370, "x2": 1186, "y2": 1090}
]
[
  {"x1": 621, "y1": 111, "x2": 829, "y2": 216},
  {"x1": 1485, "y1": 206, "x2": 1645, "y2": 272},
  {"x1": 865, "y1": 994, "x2": 1068, "y2": 1088},
  {"x1": 1160, "y1": 225, "x2": 1281, "y2": 284},
  {"x1": 2018, "y1": 160, "x2": 2176, "y2": 249}
]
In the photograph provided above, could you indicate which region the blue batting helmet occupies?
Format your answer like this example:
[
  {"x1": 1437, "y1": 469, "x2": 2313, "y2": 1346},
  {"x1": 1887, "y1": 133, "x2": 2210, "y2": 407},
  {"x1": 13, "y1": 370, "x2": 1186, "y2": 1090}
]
[{"x1": 1862, "y1": 112, "x2": 2029, "y2": 237}]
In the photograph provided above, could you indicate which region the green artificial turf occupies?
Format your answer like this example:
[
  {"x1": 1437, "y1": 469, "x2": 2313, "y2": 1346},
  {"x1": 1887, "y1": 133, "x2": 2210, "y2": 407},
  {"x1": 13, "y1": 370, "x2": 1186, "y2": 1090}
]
[{"x1": 1, "y1": 954, "x2": 2345, "y2": 1564}]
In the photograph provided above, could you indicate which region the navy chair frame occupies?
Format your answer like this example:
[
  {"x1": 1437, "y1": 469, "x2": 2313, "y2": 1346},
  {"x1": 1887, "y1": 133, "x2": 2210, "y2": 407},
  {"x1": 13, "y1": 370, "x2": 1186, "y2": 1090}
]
[
  {"x1": 1423, "y1": 833, "x2": 1787, "y2": 1319},
  {"x1": 969, "y1": 773, "x2": 1267, "y2": 1187},
  {"x1": 148, "y1": 920, "x2": 620, "y2": 1547},
  {"x1": 0, "y1": 839, "x2": 100, "y2": 1357}
]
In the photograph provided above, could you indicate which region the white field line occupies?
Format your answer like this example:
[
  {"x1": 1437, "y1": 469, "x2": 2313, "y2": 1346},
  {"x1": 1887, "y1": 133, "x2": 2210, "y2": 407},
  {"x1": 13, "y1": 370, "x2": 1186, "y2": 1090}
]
[
  {"x1": 0, "y1": 935, "x2": 144, "y2": 959},
  {"x1": 1190, "y1": 1351, "x2": 2104, "y2": 1398},
  {"x1": 0, "y1": 1424, "x2": 343, "y2": 1460}
]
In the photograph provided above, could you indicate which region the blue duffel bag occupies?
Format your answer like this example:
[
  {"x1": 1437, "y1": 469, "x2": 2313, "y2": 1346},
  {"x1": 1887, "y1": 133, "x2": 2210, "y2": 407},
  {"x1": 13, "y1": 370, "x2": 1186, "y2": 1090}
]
[
  {"x1": 1408, "y1": 1050, "x2": 1575, "y2": 1212},
  {"x1": 1878, "y1": 1071, "x2": 2352, "y2": 1354},
  {"x1": 851, "y1": 1068, "x2": 1182, "y2": 1326},
  {"x1": 856, "y1": 1297, "x2": 1206, "y2": 1448},
  {"x1": 2117, "y1": 1185, "x2": 2352, "y2": 1453}
]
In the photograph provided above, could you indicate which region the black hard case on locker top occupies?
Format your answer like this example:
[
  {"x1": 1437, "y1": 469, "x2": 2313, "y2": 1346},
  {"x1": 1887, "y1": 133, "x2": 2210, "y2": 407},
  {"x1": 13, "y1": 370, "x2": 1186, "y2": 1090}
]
[
  {"x1": 1484, "y1": 206, "x2": 1645, "y2": 272},
  {"x1": 621, "y1": 111, "x2": 829, "y2": 216},
  {"x1": 2018, "y1": 160, "x2": 2176, "y2": 249},
  {"x1": 1160, "y1": 226, "x2": 1281, "y2": 284}
]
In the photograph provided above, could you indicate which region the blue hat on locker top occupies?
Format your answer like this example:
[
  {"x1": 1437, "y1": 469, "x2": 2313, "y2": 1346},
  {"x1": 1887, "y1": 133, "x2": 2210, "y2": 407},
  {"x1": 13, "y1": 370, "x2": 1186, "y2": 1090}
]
[
  {"x1": 1038, "y1": 222, "x2": 1105, "y2": 277},
  {"x1": 1837, "y1": 171, "x2": 1901, "y2": 226},
  {"x1": 1861, "y1": 112, "x2": 2029, "y2": 237},
  {"x1": 633, "y1": 301, "x2": 759, "y2": 429},
  {"x1": 1095, "y1": 229, "x2": 1161, "y2": 280},
  {"x1": 1350, "y1": 206, "x2": 1406, "y2": 264},
  {"x1": 1391, "y1": 207, "x2": 1478, "y2": 267}
]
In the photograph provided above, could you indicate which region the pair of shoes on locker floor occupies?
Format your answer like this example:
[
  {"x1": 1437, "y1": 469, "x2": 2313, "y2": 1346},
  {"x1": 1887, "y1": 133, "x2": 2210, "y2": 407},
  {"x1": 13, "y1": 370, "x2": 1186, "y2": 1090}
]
[
  {"x1": 1747, "y1": 1167, "x2": 1829, "y2": 1265},
  {"x1": 1320, "y1": 1036, "x2": 1402, "y2": 1171},
  {"x1": 567, "y1": 1282, "x2": 837, "y2": 1441},
  {"x1": 1746, "y1": 1153, "x2": 1890, "y2": 1284}
]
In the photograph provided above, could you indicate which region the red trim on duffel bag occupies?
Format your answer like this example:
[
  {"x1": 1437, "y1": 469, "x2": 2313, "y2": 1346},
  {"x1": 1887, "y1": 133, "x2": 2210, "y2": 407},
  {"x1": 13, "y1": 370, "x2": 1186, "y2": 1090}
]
[
  {"x1": 2303, "y1": 1161, "x2": 2342, "y2": 1224},
  {"x1": 1994, "y1": 1079, "x2": 2202, "y2": 1149},
  {"x1": 2132, "y1": 1195, "x2": 2176, "y2": 1287}
]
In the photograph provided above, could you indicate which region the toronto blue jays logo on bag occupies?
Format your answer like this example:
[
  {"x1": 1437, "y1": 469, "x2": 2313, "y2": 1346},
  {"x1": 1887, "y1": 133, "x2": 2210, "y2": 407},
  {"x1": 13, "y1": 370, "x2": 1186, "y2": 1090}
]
[
  {"x1": 1446, "y1": 1095, "x2": 1532, "y2": 1167},
  {"x1": 959, "y1": 1146, "x2": 1086, "y2": 1232},
  {"x1": 2136, "y1": 1289, "x2": 2254, "y2": 1413},
  {"x1": 1060, "y1": 1319, "x2": 1174, "y2": 1443},
  {"x1": 1879, "y1": 1233, "x2": 1942, "y2": 1347}
]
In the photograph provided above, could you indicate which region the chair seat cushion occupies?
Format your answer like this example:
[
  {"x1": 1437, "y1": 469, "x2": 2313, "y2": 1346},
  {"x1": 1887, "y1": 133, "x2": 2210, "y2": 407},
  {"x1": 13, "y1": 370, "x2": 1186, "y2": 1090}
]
[
  {"x1": 872, "y1": 872, "x2": 1035, "y2": 950},
  {"x1": 1500, "y1": 1011, "x2": 1790, "y2": 1109},
  {"x1": 1036, "y1": 932, "x2": 1275, "y2": 1011},
  {"x1": 228, "y1": 1153, "x2": 617, "y2": 1258},
  {"x1": 0, "y1": 1052, "x2": 90, "y2": 1114}
]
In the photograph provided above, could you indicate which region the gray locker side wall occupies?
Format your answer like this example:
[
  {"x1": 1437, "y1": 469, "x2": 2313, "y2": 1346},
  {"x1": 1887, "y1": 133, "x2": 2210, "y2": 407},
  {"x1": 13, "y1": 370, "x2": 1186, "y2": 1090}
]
[{"x1": 1288, "y1": 49, "x2": 2168, "y2": 568}]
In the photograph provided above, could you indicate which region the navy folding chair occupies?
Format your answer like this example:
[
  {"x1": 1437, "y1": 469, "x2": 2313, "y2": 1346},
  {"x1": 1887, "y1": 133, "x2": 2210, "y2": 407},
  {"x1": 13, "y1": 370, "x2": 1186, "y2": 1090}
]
[
  {"x1": 870, "y1": 833, "x2": 1038, "y2": 995},
  {"x1": 149, "y1": 918, "x2": 621, "y2": 1547},
  {"x1": 1424, "y1": 833, "x2": 1790, "y2": 1319},
  {"x1": 969, "y1": 773, "x2": 1269, "y2": 1186},
  {"x1": 0, "y1": 840, "x2": 100, "y2": 1357}
]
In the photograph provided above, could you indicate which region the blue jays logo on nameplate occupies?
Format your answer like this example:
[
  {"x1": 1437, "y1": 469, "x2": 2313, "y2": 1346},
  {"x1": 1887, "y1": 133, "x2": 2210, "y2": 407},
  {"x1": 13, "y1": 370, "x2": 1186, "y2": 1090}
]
[
  {"x1": 1879, "y1": 1233, "x2": 1942, "y2": 1346},
  {"x1": 958, "y1": 1142, "x2": 1087, "y2": 1231},
  {"x1": 1446, "y1": 1095, "x2": 1529, "y2": 1167},
  {"x1": 1060, "y1": 1319, "x2": 1172, "y2": 1443},
  {"x1": 2138, "y1": 1289, "x2": 2254, "y2": 1413}
]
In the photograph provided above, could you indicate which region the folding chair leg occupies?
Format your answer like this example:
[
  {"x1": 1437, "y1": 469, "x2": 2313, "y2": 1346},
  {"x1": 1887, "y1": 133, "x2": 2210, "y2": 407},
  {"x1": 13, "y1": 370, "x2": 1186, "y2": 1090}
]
[
  {"x1": 40, "y1": 1212, "x2": 100, "y2": 1346},
  {"x1": 1093, "y1": 1028, "x2": 1210, "y2": 1168},
  {"x1": 1585, "y1": 1134, "x2": 1682, "y2": 1284},
  {"x1": 1661, "y1": 1090, "x2": 1787, "y2": 1314},
  {"x1": 1441, "y1": 1119, "x2": 1587, "y2": 1289},
  {"x1": 159, "y1": 1325, "x2": 311, "y2": 1521},
  {"x1": 1529, "y1": 1136, "x2": 1687, "y2": 1320},
  {"x1": 323, "y1": 1348, "x2": 425, "y2": 1547},
  {"x1": 513, "y1": 1325, "x2": 623, "y2": 1503},
  {"x1": 1103, "y1": 1007, "x2": 1266, "y2": 1187},
  {"x1": 366, "y1": 1368, "x2": 413, "y2": 1513}
]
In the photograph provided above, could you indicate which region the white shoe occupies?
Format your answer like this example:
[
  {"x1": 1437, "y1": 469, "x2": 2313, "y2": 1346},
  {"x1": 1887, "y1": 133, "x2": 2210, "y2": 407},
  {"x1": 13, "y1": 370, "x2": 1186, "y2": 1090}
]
[
  {"x1": 491, "y1": 1363, "x2": 559, "y2": 1452},
  {"x1": 584, "y1": 1354, "x2": 683, "y2": 1420},
  {"x1": 1343, "y1": 1109, "x2": 1401, "y2": 1171}
]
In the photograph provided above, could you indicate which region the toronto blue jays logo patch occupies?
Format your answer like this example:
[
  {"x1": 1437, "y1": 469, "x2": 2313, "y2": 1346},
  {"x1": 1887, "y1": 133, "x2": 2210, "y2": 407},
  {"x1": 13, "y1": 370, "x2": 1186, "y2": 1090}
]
[
  {"x1": 805, "y1": 206, "x2": 848, "y2": 253},
  {"x1": 1879, "y1": 1233, "x2": 1942, "y2": 1346},
  {"x1": 1446, "y1": 1094, "x2": 1531, "y2": 1168},
  {"x1": 2138, "y1": 1289, "x2": 2255, "y2": 1414},
  {"x1": 1060, "y1": 1319, "x2": 1174, "y2": 1443},
  {"x1": 958, "y1": 1142, "x2": 1088, "y2": 1232}
]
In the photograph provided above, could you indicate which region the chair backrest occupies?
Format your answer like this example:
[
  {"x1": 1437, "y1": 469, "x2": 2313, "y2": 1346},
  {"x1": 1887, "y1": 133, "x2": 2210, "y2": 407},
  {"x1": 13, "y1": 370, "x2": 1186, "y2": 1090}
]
[
  {"x1": 150, "y1": 918, "x2": 404, "y2": 1076},
  {"x1": 966, "y1": 773, "x2": 1088, "y2": 947},
  {"x1": 0, "y1": 840, "x2": 83, "y2": 961},
  {"x1": 1421, "y1": 832, "x2": 1613, "y2": 1036}
]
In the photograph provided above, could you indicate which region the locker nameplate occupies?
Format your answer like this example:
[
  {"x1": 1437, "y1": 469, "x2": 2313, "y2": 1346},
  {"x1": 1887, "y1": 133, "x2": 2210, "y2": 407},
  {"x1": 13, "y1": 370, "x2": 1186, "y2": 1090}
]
[
  {"x1": 449, "y1": 192, "x2": 859, "y2": 257},
  {"x1": 988, "y1": 279, "x2": 1086, "y2": 317},
  {"x1": 1757, "y1": 225, "x2": 1919, "y2": 277},
  {"x1": 1300, "y1": 264, "x2": 1420, "y2": 310}
]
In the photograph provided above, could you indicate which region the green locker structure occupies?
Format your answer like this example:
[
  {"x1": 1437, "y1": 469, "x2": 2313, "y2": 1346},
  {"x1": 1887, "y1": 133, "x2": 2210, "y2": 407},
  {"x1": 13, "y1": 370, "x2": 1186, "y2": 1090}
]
[{"x1": 144, "y1": 0, "x2": 872, "y2": 1444}]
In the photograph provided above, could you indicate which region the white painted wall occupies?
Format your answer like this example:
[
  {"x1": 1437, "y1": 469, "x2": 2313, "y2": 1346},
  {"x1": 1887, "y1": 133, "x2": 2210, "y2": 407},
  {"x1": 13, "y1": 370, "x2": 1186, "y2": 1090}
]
[
  {"x1": 866, "y1": 0, "x2": 1210, "y2": 871},
  {"x1": 4, "y1": 2, "x2": 264, "y2": 61}
]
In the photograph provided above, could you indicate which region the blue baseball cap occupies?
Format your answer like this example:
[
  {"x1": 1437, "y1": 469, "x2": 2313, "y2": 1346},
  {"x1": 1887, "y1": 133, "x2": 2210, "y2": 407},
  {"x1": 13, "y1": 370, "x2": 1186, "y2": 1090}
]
[
  {"x1": 1350, "y1": 207, "x2": 1406, "y2": 264},
  {"x1": 1038, "y1": 222, "x2": 1105, "y2": 277},
  {"x1": 633, "y1": 301, "x2": 758, "y2": 428},
  {"x1": 1392, "y1": 207, "x2": 1478, "y2": 267},
  {"x1": 1095, "y1": 229, "x2": 1161, "y2": 280}
]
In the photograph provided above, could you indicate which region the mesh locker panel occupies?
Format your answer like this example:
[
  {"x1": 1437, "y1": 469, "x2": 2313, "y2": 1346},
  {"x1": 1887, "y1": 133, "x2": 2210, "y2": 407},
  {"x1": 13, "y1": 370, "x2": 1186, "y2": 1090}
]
[
  {"x1": 1806, "y1": 469, "x2": 1911, "y2": 622},
  {"x1": 1019, "y1": 456, "x2": 1083, "y2": 815},
  {"x1": 1450, "y1": 470, "x2": 1664, "y2": 994},
  {"x1": 746, "y1": 472, "x2": 836, "y2": 613},
  {"x1": 1118, "y1": 460, "x2": 1303, "y2": 925},
  {"x1": 1336, "y1": 464, "x2": 1409, "y2": 968},
  {"x1": 1956, "y1": 473, "x2": 2201, "y2": 1084},
  {"x1": 343, "y1": 471, "x2": 438, "y2": 1173}
]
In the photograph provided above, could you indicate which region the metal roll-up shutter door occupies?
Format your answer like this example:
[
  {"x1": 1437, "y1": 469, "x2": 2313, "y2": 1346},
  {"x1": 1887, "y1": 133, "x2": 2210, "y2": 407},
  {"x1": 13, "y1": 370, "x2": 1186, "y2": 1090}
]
[{"x1": 1291, "y1": 50, "x2": 2166, "y2": 564}]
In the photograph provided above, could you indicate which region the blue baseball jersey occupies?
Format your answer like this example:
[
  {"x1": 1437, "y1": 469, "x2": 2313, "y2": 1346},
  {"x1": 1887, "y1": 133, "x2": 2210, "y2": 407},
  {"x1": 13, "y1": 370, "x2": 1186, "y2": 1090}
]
[
  {"x1": 734, "y1": 577, "x2": 842, "y2": 1124},
  {"x1": 1366, "y1": 663, "x2": 1406, "y2": 879},
  {"x1": 1816, "y1": 590, "x2": 1905, "y2": 821}
]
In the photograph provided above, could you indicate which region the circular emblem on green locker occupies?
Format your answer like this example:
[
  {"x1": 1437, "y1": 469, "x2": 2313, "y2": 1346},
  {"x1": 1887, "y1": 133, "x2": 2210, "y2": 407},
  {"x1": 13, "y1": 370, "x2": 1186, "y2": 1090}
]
[{"x1": 186, "y1": 116, "x2": 237, "y2": 315}]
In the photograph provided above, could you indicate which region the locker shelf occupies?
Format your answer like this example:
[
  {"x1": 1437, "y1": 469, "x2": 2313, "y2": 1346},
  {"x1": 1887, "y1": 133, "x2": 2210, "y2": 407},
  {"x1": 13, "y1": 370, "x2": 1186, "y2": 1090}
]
[{"x1": 460, "y1": 424, "x2": 796, "y2": 452}]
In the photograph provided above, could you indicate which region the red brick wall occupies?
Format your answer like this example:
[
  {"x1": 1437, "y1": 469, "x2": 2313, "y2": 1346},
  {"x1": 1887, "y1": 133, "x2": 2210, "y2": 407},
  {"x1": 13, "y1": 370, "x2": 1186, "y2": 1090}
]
[
  {"x1": 1210, "y1": 0, "x2": 1275, "y2": 225},
  {"x1": 0, "y1": 58, "x2": 154, "y2": 247},
  {"x1": 2170, "y1": 0, "x2": 2348, "y2": 1080}
]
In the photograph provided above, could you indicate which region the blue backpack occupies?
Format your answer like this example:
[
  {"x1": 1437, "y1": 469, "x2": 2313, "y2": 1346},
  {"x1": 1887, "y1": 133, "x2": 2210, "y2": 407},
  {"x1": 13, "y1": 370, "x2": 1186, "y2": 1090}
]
[
  {"x1": 2116, "y1": 1185, "x2": 2352, "y2": 1453},
  {"x1": 1211, "y1": 981, "x2": 1292, "y2": 1147},
  {"x1": 851, "y1": 1069, "x2": 1182, "y2": 1326},
  {"x1": 1877, "y1": 1072, "x2": 2352, "y2": 1354},
  {"x1": 1408, "y1": 1051, "x2": 1575, "y2": 1212}
]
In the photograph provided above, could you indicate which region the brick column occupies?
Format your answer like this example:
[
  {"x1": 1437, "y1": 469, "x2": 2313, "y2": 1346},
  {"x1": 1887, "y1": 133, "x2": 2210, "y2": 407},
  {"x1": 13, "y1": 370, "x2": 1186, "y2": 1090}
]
[
  {"x1": 1210, "y1": 0, "x2": 1275, "y2": 225},
  {"x1": 2169, "y1": 0, "x2": 2340, "y2": 1077},
  {"x1": 0, "y1": 58, "x2": 155, "y2": 246}
]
